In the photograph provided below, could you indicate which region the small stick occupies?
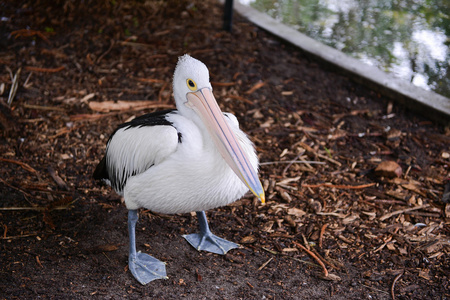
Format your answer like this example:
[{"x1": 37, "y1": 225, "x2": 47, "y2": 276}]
[
  {"x1": 245, "y1": 81, "x2": 266, "y2": 95},
  {"x1": 260, "y1": 160, "x2": 325, "y2": 166},
  {"x1": 1, "y1": 233, "x2": 38, "y2": 240},
  {"x1": 257, "y1": 257, "x2": 273, "y2": 271},
  {"x1": 391, "y1": 270, "x2": 404, "y2": 300},
  {"x1": 311, "y1": 248, "x2": 338, "y2": 270},
  {"x1": 0, "y1": 157, "x2": 37, "y2": 173},
  {"x1": 7, "y1": 67, "x2": 21, "y2": 106},
  {"x1": 302, "y1": 182, "x2": 376, "y2": 190},
  {"x1": 96, "y1": 40, "x2": 115, "y2": 64},
  {"x1": 25, "y1": 66, "x2": 65, "y2": 73},
  {"x1": 282, "y1": 152, "x2": 304, "y2": 177},
  {"x1": 48, "y1": 166, "x2": 68, "y2": 190},
  {"x1": 293, "y1": 241, "x2": 328, "y2": 277},
  {"x1": 319, "y1": 223, "x2": 328, "y2": 249},
  {"x1": 36, "y1": 256, "x2": 43, "y2": 268},
  {"x1": 316, "y1": 153, "x2": 341, "y2": 166},
  {"x1": 379, "y1": 204, "x2": 429, "y2": 221},
  {"x1": 227, "y1": 94, "x2": 254, "y2": 105}
]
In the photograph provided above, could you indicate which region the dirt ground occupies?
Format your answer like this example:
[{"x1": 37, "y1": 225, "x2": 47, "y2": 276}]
[{"x1": 1, "y1": 1, "x2": 449, "y2": 299}]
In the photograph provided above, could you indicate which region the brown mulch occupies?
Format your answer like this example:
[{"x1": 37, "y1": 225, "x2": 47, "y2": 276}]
[{"x1": 1, "y1": 1, "x2": 449, "y2": 299}]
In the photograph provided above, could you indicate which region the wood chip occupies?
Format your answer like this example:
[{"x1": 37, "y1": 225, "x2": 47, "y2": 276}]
[
  {"x1": 287, "y1": 207, "x2": 306, "y2": 218},
  {"x1": 379, "y1": 204, "x2": 429, "y2": 221},
  {"x1": 375, "y1": 161, "x2": 402, "y2": 178},
  {"x1": 240, "y1": 235, "x2": 257, "y2": 244},
  {"x1": 88, "y1": 100, "x2": 172, "y2": 112}
]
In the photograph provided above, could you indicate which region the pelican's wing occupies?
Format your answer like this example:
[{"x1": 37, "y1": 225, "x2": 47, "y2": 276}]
[{"x1": 93, "y1": 110, "x2": 180, "y2": 193}]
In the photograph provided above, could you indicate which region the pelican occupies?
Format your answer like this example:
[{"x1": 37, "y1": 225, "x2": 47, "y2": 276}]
[{"x1": 93, "y1": 54, "x2": 265, "y2": 285}]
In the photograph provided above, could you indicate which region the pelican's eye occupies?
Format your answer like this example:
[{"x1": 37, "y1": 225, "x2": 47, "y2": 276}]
[{"x1": 186, "y1": 79, "x2": 197, "y2": 91}]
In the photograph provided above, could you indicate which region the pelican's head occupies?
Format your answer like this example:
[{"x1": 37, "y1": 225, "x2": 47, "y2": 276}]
[{"x1": 172, "y1": 54, "x2": 265, "y2": 204}]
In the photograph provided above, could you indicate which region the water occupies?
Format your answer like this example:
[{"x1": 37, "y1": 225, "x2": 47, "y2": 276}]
[{"x1": 241, "y1": 0, "x2": 450, "y2": 99}]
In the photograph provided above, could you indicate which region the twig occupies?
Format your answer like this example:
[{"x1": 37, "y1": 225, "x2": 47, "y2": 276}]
[
  {"x1": 227, "y1": 94, "x2": 254, "y2": 105},
  {"x1": 96, "y1": 40, "x2": 115, "y2": 64},
  {"x1": 260, "y1": 160, "x2": 325, "y2": 166},
  {"x1": 48, "y1": 166, "x2": 68, "y2": 190},
  {"x1": 0, "y1": 207, "x2": 45, "y2": 211},
  {"x1": 0, "y1": 178, "x2": 33, "y2": 199},
  {"x1": 36, "y1": 256, "x2": 43, "y2": 268},
  {"x1": 379, "y1": 204, "x2": 429, "y2": 221},
  {"x1": 319, "y1": 223, "x2": 328, "y2": 249},
  {"x1": 293, "y1": 241, "x2": 328, "y2": 277},
  {"x1": 0, "y1": 233, "x2": 38, "y2": 240},
  {"x1": 316, "y1": 153, "x2": 341, "y2": 166},
  {"x1": 311, "y1": 248, "x2": 338, "y2": 270},
  {"x1": 302, "y1": 182, "x2": 376, "y2": 189},
  {"x1": 391, "y1": 270, "x2": 404, "y2": 300},
  {"x1": 10, "y1": 29, "x2": 50, "y2": 43},
  {"x1": 261, "y1": 246, "x2": 322, "y2": 269},
  {"x1": 245, "y1": 81, "x2": 266, "y2": 94},
  {"x1": 24, "y1": 66, "x2": 65, "y2": 73},
  {"x1": 23, "y1": 72, "x2": 33, "y2": 88},
  {"x1": 282, "y1": 152, "x2": 305, "y2": 177},
  {"x1": 102, "y1": 252, "x2": 113, "y2": 264},
  {"x1": 261, "y1": 247, "x2": 278, "y2": 255},
  {"x1": 7, "y1": 67, "x2": 21, "y2": 106},
  {"x1": 0, "y1": 157, "x2": 37, "y2": 173},
  {"x1": 257, "y1": 257, "x2": 273, "y2": 271}
]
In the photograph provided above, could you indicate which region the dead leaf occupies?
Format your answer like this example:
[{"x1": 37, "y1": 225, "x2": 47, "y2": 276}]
[
  {"x1": 261, "y1": 221, "x2": 274, "y2": 233},
  {"x1": 402, "y1": 182, "x2": 427, "y2": 197},
  {"x1": 319, "y1": 273, "x2": 341, "y2": 281},
  {"x1": 287, "y1": 207, "x2": 306, "y2": 218},
  {"x1": 240, "y1": 236, "x2": 257, "y2": 244},
  {"x1": 342, "y1": 214, "x2": 359, "y2": 224},
  {"x1": 284, "y1": 215, "x2": 297, "y2": 227},
  {"x1": 279, "y1": 190, "x2": 292, "y2": 203},
  {"x1": 418, "y1": 270, "x2": 431, "y2": 280},
  {"x1": 375, "y1": 161, "x2": 402, "y2": 178}
]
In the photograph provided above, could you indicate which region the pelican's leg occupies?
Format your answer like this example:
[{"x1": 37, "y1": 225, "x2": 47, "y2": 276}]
[
  {"x1": 127, "y1": 209, "x2": 167, "y2": 284},
  {"x1": 183, "y1": 211, "x2": 239, "y2": 255}
]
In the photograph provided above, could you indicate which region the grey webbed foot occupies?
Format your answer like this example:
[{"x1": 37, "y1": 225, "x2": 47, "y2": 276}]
[
  {"x1": 128, "y1": 209, "x2": 168, "y2": 284},
  {"x1": 129, "y1": 252, "x2": 167, "y2": 285},
  {"x1": 183, "y1": 211, "x2": 239, "y2": 255}
]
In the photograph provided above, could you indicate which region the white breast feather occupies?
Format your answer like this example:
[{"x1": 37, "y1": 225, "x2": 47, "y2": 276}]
[{"x1": 123, "y1": 113, "x2": 258, "y2": 214}]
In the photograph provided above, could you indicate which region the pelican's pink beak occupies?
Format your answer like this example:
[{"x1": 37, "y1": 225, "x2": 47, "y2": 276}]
[{"x1": 185, "y1": 87, "x2": 265, "y2": 203}]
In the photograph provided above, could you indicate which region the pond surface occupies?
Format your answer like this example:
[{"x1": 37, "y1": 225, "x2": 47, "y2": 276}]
[{"x1": 241, "y1": 0, "x2": 450, "y2": 99}]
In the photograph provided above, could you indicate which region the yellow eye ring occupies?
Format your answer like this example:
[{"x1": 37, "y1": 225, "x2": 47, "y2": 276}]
[{"x1": 186, "y1": 78, "x2": 197, "y2": 91}]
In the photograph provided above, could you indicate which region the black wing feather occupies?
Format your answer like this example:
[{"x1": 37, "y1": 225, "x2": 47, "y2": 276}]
[{"x1": 93, "y1": 109, "x2": 179, "y2": 186}]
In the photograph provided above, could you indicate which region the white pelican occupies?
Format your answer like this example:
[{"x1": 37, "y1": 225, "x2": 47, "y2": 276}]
[{"x1": 93, "y1": 54, "x2": 265, "y2": 285}]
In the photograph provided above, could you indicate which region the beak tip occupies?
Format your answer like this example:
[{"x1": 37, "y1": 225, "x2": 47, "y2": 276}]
[{"x1": 259, "y1": 193, "x2": 265, "y2": 204}]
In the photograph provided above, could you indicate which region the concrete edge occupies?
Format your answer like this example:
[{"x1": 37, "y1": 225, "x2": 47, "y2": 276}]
[{"x1": 231, "y1": 1, "x2": 450, "y2": 126}]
